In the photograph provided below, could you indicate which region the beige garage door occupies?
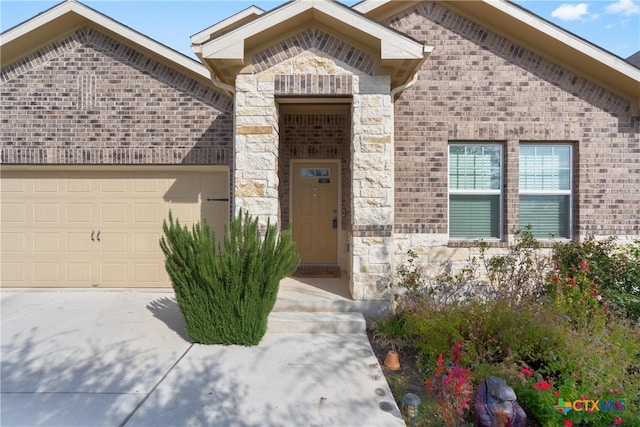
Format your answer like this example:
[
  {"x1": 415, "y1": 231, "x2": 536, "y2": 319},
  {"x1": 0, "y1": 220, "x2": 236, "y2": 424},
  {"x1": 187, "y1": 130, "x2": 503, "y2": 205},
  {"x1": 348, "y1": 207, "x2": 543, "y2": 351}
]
[{"x1": 1, "y1": 168, "x2": 228, "y2": 288}]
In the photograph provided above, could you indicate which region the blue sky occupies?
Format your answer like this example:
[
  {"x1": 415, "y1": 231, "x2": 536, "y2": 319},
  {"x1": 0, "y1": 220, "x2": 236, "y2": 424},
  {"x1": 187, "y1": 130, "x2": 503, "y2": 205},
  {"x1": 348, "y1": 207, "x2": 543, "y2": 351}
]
[{"x1": 1, "y1": 0, "x2": 639, "y2": 60}]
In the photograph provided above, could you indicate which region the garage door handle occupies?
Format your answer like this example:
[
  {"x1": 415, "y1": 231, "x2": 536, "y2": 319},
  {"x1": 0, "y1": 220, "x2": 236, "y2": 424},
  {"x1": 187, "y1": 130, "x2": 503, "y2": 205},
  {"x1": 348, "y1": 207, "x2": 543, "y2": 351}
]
[
  {"x1": 91, "y1": 230, "x2": 95, "y2": 242},
  {"x1": 96, "y1": 230, "x2": 101, "y2": 242}
]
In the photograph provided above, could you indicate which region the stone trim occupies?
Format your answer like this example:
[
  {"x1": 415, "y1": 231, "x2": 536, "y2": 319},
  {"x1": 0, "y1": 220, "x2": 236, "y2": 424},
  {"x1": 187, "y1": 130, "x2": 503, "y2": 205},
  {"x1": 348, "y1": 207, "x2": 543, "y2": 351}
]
[
  {"x1": 236, "y1": 126, "x2": 273, "y2": 134},
  {"x1": 253, "y1": 29, "x2": 374, "y2": 75},
  {"x1": 275, "y1": 74, "x2": 352, "y2": 96}
]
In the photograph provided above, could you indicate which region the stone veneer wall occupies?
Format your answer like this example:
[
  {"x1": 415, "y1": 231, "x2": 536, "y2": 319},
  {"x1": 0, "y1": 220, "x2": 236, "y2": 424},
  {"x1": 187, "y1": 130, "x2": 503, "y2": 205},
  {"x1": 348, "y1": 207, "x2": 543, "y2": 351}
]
[
  {"x1": 234, "y1": 28, "x2": 395, "y2": 299},
  {"x1": 385, "y1": 2, "x2": 639, "y2": 274},
  {"x1": 1, "y1": 27, "x2": 233, "y2": 165}
]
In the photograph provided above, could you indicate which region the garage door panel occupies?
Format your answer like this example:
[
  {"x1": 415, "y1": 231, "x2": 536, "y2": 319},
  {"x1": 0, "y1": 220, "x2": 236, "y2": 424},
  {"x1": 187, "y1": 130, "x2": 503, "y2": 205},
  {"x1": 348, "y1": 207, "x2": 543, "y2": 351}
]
[
  {"x1": 33, "y1": 232, "x2": 60, "y2": 252},
  {"x1": 34, "y1": 204, "x2": 60, "y2": 223},
  {"x1": 2, "y1": 203, "x2": 26, "y2": 223},
  {"x1": 1, "y1": 169, "x2": 228, "y2": 288},
  {"x1": 34, "y1": 263, "x2": 59, "y2": 282},
  {"x1": 100, "y1": 233, "x2": 127, "y2": 253},
  {"x1": 134, "y1": 234, "x2": 161, "y2": 253},
  {"x1": 1, "y1": 233, "x2": 26, "y2": 252},
  {"x1": 1, "y1": 178, "x2": 24, "y2": 192},
  {"x1": 67, "y1": 204, "x2": 93, "y2": 223},
  {"x1": 67, "y1": 179, "x2": 92, "y2": 192},
  {"x1": 66, "y1": 232, "x2": 92, "y2": 252},
  {"x1": 34, "y1": 180, "x2": 59, "y2": 192},
  {"x1": 100, "y1": 263, "x2": 128, "y2": 284},
  {"x1": 133, "y1": 179, "x2": 159, "y2": 193},
  {"x1": 1, "y1": 263, "x2": 25, "y2": 283},
  {"x1": 101, "y1": 179, "x2": 127, "y2": 193},
  {"x1": 66, "y1": 263, "x2": 93, "y2": 283},
  {"x1": 169, "y1": 204, "x2": 196, "y2": 223},
  {"x1": 101, "y1": 204, "x2": 127, "y2": 223},
  {"x1": 134, "y1": 204, "x2": 159, "y2": 223},
  {"x1": 134, "y1": 264, "x2": 161, "y2": 283}
]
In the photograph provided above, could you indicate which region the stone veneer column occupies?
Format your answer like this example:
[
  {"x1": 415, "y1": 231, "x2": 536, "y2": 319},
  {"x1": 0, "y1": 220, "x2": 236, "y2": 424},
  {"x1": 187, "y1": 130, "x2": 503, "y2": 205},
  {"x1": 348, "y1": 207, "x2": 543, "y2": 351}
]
[
  {"x1": 350, "y1": 75, "x2": 394, "y2": 300},
  {"x1": 233, "y1": 74, "x2": 279, "y2": 226}
]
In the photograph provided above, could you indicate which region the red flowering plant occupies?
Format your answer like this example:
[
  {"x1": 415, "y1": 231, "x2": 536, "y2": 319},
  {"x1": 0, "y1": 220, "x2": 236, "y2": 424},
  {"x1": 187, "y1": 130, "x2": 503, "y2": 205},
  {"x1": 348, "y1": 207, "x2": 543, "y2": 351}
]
[
  {"x1": 545, "y1": 259, "x2": 605, "y2": 329},
  {"x1": 512, "y1": 366, "x2": 564, "y2": 426},
  {"x1": 513, "y1": 366, "x2": 632, "y2": 426},
  {"x1": 425, "y1": 341, "x2": 473, "y2": 426}
]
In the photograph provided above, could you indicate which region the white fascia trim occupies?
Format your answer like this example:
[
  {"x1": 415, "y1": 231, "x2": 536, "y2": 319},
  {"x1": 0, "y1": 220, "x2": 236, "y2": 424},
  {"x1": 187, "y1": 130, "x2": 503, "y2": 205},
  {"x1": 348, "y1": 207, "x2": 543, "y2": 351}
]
[
  {"x1": 190, "y1": 5, "x2": 265, "y2": 45},
  {"x1": 488, "y1": 0, "x2": 640, "y2": 81},
  {"x1": 1, "y1": 1, "x2": 76, "y2": 45},
  {"x1": 352, "y1": 0, "x2": 385, "y2": 15},
  {"x1": 354, "y1": 0, "x2": 639, "y2": 81},
  {"x1": 201, "y1": 0, "x2": 425, "y2": 60},
  {"x1": 1, "y1": 0, "x2": 212, "y2": 81}
]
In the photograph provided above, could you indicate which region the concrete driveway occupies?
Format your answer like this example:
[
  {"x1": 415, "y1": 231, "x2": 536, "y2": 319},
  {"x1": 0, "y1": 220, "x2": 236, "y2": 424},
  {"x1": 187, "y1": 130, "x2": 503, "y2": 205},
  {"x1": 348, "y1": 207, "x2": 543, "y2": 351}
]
[{"x1": 0, "y1": 289, "x2": 404, "y2": 427}]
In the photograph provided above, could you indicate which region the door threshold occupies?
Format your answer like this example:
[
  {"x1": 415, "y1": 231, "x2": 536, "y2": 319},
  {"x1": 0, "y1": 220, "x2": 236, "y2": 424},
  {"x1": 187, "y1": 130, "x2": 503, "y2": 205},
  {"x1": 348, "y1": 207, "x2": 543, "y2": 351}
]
[{"x1": 293, "y1": 264, "x2": 341, "y2": 278}]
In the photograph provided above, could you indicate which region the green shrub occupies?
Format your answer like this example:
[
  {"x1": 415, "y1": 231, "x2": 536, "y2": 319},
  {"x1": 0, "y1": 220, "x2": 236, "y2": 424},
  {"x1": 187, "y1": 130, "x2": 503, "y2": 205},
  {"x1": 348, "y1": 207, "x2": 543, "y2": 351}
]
[
  {"x1": 500, "y1": 313, "x2": 640, "y2": 426},
  {"x1": 478, "y1": 227, "x2": 552, "y2": 304},
  {"x1": 372, "y1": 314, "x2": 407, "y2": 351},
  {"x1": 552, "y1": 236, "x2": 640, "y2": 321},
  {"x1": 384, "y1": 234, "x2": 640, "y2": 425},
  {"x1": 160, "y1": 210, "x2": 299, "y2": 345}
]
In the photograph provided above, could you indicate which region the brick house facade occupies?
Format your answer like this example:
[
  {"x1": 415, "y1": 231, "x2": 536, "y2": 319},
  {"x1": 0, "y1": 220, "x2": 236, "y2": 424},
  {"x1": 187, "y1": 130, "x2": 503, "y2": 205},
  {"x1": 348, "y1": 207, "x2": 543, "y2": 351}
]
[{"x1": 1, "y1": 0, "x2": 638, "y2": 299}]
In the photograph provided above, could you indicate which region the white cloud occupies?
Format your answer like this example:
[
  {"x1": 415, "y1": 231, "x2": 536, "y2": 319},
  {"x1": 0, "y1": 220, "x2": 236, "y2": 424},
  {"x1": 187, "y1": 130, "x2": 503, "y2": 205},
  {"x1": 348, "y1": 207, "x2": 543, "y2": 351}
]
[
  {"x1": 551, "y1": 3, "x2": 591, "y2": 21},
  {"x1": 605, "y1": 0, "x2": 640, "y2": 16}
]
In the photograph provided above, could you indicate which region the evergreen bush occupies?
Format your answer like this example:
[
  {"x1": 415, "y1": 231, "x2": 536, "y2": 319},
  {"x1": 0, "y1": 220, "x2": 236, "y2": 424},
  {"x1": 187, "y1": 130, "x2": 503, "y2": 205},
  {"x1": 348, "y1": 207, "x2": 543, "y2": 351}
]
[{"x1": 160, "y1": 210, "x2": 300, "y2": 345}]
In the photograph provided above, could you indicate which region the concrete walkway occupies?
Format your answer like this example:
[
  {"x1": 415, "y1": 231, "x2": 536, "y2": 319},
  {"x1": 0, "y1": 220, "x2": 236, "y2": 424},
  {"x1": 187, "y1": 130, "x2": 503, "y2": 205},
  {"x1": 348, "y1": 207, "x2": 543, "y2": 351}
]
[{"x1": 0, "y1": 288, "x2": 404, "y2": 427}]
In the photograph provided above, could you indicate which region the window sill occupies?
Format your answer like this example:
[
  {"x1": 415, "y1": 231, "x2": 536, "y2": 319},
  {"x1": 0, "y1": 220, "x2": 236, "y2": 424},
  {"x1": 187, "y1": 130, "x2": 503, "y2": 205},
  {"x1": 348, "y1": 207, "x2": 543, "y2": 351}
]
[{"x1": 447, "y1": 239, "x2": 508, "y2": 248}]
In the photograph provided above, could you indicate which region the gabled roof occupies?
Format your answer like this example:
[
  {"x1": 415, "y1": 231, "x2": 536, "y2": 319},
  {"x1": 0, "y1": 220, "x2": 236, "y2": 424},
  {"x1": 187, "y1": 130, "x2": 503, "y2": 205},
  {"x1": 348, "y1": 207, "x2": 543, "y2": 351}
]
[
  {"x1": 628, "y1": 51, "x2": 640, "y2": 68},
  {"x1": 191, "y1": 0, "x2": 433, "y2": 89},
  {"x1": 0, "y1": 0, "x2": 221, "y2": 91},
  {"x1": 355, "y1": 0, "x2": 640, "y2": 115},
  {"x1": 191, "y1": 6, "x2": 266, "y2": 46}
]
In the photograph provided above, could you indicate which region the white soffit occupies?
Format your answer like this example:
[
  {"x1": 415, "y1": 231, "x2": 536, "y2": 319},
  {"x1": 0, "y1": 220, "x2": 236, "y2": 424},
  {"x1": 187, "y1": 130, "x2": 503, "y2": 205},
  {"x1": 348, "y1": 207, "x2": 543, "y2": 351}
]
[
  {"x1": 1, "y1": 0, "x2": 212, "y2": 84},
  {"x1": 487, "y1": 0, "x2": 639, "y2": 83},
  {"x1": 191, "y1": 5, "x2": 266, "y2": 47},
  {"x1": 354, "y1": 0, "x2": 639, "y2": 97},
  {"x1": 198, "y1": 0, "x2": 427, "y2": 61}
]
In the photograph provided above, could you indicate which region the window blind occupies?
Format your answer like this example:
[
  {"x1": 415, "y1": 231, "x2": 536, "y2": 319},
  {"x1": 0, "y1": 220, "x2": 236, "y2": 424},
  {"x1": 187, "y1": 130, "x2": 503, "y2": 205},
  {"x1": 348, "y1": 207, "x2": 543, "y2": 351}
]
[
  {"x1": 520, "y1": 195, "x2": 570, "y2": 238},
  {"x1": 450, "y1": 194, "x2": 500, "y2": 238}
]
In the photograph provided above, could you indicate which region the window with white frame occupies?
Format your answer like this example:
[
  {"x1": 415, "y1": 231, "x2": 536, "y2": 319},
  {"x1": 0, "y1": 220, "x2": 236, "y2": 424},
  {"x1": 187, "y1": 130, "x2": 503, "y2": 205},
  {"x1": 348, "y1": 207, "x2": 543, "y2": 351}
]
[
  {"x1": 449, "y1": 143, "x2": 503, "y2": 239},
  {"x1": 519, "y1": 144, "x2": 572, "y2": 239}
]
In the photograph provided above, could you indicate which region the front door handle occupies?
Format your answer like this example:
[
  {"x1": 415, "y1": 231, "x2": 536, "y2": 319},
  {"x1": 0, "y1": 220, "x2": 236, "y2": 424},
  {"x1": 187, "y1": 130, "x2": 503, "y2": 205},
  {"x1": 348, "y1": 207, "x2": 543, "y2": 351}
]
[
  {"x1": 332, "y1": 217, "x2": 338, "y2": 229},
  {"x1": 91, "y1": 230, "x2": 95, "y2": 241},
  {"x1": 96, "y1": 230, "x2": 101, "y2": 242}
]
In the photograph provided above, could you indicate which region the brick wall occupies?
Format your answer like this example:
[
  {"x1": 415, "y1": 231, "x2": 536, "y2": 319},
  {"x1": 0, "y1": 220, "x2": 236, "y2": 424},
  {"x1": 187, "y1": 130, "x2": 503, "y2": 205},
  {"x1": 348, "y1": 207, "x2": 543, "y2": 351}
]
[
  {"x1": 253, "y1": 29, "x2": 374, "y2": 76},
  {"x1": 1, "y1": 27, "x2": 233, "y2": 165},
  {"x1": 388, "y1": 2, "x2": 639, "y2": 238}
]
